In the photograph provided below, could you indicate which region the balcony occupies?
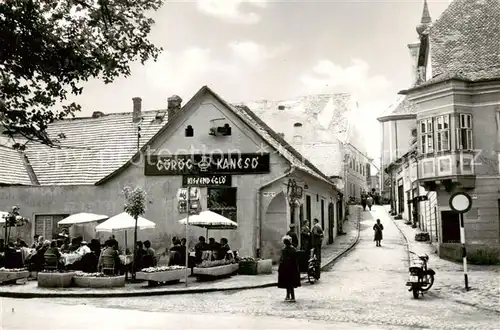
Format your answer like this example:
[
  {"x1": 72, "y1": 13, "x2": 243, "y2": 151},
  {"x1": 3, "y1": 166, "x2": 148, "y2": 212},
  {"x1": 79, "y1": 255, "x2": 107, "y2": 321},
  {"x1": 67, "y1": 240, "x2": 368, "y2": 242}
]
[{"x1": 417, "y1": 151, "x2": 476, "y2": 190}]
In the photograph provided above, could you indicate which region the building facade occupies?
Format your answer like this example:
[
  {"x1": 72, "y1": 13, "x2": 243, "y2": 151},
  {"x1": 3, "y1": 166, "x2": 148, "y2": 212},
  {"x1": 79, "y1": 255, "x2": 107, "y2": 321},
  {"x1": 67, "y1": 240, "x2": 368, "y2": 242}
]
[
  {"x1": 243, "y1": 93, "x2": 370, "y2": 206},
  {"x1": 0, "y1": 86, "x2": 341, "y2": 262},
  {"x1": 382, "y1": 0, "x2": 500, "y2": 261}
]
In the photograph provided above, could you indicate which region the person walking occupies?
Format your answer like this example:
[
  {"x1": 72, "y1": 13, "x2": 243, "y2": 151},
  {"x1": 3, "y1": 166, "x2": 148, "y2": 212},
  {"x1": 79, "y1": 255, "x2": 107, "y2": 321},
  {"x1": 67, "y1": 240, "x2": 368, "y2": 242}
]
[
  {"x1": 311, "y1": 218, "x2": 324, "y2": 265},
  {"x1": 277, "y1": 235, "x2": 300, "y2": 302},
  {"x1": 286, "y1": 223, "x2": 299, "y2": 248},
  {"x1": 373, "y1": 219, "x2": 384, "y2": 247},
  {"x1": 366, "y1": 195, "x2": 374, "y2": 211},
  {"x1": 361, "y1": 193, "x2": 367, "y2": 211}
]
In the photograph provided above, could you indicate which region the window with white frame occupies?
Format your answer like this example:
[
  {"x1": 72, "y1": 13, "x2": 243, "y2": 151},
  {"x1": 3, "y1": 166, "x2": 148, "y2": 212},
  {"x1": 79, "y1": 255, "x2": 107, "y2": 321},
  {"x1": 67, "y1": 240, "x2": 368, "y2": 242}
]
[
  {"x1": 435, "y1": 115, "x2": 450, "y2": 151},
  {"x1": 456, "y1": 114, "x2": 473, "y2": 150},
  {"x1": 420, "y1": 118, "x2": 434, "y2": 154}
]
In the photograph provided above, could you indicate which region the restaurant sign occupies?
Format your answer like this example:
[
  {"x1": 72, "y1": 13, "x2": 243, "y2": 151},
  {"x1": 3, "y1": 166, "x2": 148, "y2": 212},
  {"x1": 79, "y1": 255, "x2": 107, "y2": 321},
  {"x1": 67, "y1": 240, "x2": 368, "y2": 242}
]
[
  {"x1": 145, "y1": 153, "x2": 270, "y2": 176},
  {"x1": 182, "y1": 175, "x2": 232, "y2": 187}
]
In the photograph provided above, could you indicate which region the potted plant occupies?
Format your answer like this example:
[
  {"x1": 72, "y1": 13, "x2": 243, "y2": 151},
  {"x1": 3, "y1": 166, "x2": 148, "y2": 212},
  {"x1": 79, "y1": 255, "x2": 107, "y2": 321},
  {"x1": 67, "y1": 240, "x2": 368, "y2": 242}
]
[
  {"x1": 238, "y1": 257, "x2": 258, "y2": 275},
  {"x1": 122, "y1": 186, "x2": 147, "y2": 280},
  {"x1": 0, "y1": 267, "x2": 29, "y2": 284},
  {"x1": 73, "y1": 272, "x2": 126, "y2": 288},
  {"x1": 136, "y1": 265, "x2": 186, "y2": 286},
  {"x1": 193, "y1": 259, "x2": 239, "y2": 279},
  {"x1": 37, "y1": 270, "x2": 76, "y2": 288}
]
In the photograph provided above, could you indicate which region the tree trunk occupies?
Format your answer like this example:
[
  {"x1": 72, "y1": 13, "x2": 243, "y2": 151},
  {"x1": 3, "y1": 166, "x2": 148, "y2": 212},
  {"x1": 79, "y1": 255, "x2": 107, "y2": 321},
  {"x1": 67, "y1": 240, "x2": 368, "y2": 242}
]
[{"x1": 132, "y1": 216, "x2": 138, "y2": 280}]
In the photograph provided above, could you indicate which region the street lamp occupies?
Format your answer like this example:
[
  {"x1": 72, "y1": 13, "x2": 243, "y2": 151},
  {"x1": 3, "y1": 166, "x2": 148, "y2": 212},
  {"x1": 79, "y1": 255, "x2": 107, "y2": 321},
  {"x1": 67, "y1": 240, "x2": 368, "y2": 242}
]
[{"x1": 286, "y1": 179, "x2": 303, "y2": 247}]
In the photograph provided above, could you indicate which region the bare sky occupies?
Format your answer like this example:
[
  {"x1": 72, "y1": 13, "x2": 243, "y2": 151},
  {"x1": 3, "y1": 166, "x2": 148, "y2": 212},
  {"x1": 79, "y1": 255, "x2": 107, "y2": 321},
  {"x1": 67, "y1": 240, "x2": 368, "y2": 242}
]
[{"x1": 69, "y1": 0, "x2": 451, "y2": 158}]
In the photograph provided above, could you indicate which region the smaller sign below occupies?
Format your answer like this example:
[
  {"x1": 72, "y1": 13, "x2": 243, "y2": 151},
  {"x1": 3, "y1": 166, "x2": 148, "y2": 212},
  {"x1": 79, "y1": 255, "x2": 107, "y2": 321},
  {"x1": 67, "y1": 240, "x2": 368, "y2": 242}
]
[
  {"x1": 182, "y1": 174, "x2": 232, "y2": 187},
  {"x1": 262, "y1": 192, "x2": 276, "y2": 198},
  {"x1": 176, "y1": 187, "x2": 201, "y2": 202}
]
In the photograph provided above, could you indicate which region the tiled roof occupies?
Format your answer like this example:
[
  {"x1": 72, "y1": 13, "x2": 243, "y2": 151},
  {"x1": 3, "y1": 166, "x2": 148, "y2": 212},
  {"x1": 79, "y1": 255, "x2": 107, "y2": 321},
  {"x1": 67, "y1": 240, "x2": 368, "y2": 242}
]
[
  {"x1": 1, "y1": 86, "x2": 337, "y2": 188},
  {"x1": 242, "y1": 93, "x2": 352, "y2": 143},
  {"x1": 230, "y1": 104, "x2": 334, "y2": 184},
  {"x1": 0, "y1": 145, "x2": 32, "y2": 185},
  {"x1": 293, "y1": 143, "x2": 343, "y2": 178},
  {"x1": 377, "y1": 96, "x2": 417, "y2": 120},
  {"x1": 22, "y1": 110, "x2": 167, "y2": 185},
  {"x1": 429, "y1": 0, "x2": 500, "y2": 81}
]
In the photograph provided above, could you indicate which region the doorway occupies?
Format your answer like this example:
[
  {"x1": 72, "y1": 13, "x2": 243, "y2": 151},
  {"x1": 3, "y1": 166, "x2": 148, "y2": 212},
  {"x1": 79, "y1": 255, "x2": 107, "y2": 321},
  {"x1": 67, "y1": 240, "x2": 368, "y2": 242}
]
[
  {"x1": 441, "y1": 211, "x2": 460, "y2": 243},
  {"x1": 328, "y1": 203, "x2": 334, "y2": 244},
  {"x1": 398, "y1": 182, "x2": 404, "y2": 214}
]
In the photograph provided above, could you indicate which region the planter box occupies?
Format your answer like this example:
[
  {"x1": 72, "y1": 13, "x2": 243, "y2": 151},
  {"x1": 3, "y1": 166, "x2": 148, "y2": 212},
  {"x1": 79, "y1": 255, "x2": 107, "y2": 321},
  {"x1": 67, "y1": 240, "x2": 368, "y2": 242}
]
[
  {"x1": 73, "y1": 275, "x2": 125, "y2": 288},
  {"x1": 37, "y1": 272, "x2": 75, "y2": 288},
  {"x1": 136, "y1": 268, "x2": 186, "y2": 285},
  {"x1": 193, "y1": 263, "x2": 239, "y2": 278},
  {"x1": 0, "y1": 271, "x2": 29, "y2": 284},
  {"x1": 256, "y1": 259, "x2": 272, "y2": 274},
  {"x1": 238, "y1": 261, "x2": 258, "y2": 275}
]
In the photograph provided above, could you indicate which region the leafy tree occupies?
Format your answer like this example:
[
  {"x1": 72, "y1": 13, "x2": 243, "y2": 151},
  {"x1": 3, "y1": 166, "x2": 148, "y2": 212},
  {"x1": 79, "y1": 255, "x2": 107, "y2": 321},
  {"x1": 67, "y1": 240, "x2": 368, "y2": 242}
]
[
  {"x1": 122, "y1": 186, "x2": 147, "y2": 278},
  {"x1": 0, "y1": 0, "x2": 164, "y2": 148}
]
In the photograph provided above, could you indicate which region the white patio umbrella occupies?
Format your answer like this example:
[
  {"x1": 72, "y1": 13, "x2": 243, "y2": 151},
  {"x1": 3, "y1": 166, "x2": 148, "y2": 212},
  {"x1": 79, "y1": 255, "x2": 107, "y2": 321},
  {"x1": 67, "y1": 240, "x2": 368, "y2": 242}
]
[
  {"x1": 95, "y1": 212, "x2": 156, "y2": 232},
  {"x1": 58, "y1": 212, "x2": 109, "y2": 226},
  {"x1": 0, "y1": 211, "x2": 8, "y2": 225},
  {"x1": 178, "y1": 210, "x2": 238, "y2": 237}
]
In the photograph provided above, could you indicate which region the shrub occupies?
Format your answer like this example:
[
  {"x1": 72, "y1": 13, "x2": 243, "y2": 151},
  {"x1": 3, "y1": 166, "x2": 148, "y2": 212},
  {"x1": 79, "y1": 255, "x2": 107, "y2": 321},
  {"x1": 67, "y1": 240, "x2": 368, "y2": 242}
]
[{"x1": 468, "y1": 248, "x2": 500, "y2": 265}]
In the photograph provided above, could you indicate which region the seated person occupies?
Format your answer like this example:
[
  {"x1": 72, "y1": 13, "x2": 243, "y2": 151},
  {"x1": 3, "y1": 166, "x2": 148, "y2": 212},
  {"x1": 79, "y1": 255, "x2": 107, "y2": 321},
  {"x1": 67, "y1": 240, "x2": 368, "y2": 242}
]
[
  {"x1": 60, "y1": 238, "x2": 71, "y2": 253},
  {"x1": 168, "y1": 239, "x2": 183, "y2": 266},
  {"x1": 30, "y1": 235, "x2": 39, "y2": 249},
  {"x1": 208, "y1": 237, "x2": 221, "y2": 260},
  {"x1": 69, "y1": 237, "x2": 81, "y2": 252},
  {"x1": 28, "y1": 240, "x2": 50, "y2": 271},
  {"x1": 43, "y1": 240, "x2": 61, "y2": 268},
  {"x1": 75, "y1": 241, "x2": 91, "y2": 256},
  {"x1": 218, "y1": 238, "x2": 231, "y2": 260},
  {"x1": 98, "y1": 240, "x2": 120, "y2": 274},
  {"x1": 143, "y1": 240, "x2": 157, "y2": 268},
  {"x1": 194, "y1": 236, "x2": 208, "y2": 264},
  {"x1": 133, "y1": 241, "x2": 146, "y2": 272}
]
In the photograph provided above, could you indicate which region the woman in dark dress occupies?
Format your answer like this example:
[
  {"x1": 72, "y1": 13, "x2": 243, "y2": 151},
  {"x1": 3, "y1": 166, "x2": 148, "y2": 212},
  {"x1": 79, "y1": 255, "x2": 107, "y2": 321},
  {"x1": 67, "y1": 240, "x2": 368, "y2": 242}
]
[
  {"x1": 373, "y1": 219, "x2": 384, "y2": 247},
  {"x1": 277, "y1": 235, "x2": 301, "y2": 302}
]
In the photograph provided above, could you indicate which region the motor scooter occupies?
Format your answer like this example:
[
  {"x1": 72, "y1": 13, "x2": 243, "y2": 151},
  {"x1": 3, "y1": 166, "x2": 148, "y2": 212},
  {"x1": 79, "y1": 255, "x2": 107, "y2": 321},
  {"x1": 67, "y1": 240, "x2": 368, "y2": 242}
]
[{"x1": 406, "y1": 251, "x2": 436, "y2": 299}]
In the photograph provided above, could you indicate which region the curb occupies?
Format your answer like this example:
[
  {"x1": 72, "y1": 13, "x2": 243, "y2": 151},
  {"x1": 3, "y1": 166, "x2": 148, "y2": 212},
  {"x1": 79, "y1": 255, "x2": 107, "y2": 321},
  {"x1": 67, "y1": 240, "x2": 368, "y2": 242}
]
[
  {"x1": 387, "y1": 209, "x2": 500, "y2": 314},
  {"x1": 0, "y1": 209, "x2": 362, "y2": 299},
  {"x1": 321, "y1": 207, "x2": 361, "y2": 271}
]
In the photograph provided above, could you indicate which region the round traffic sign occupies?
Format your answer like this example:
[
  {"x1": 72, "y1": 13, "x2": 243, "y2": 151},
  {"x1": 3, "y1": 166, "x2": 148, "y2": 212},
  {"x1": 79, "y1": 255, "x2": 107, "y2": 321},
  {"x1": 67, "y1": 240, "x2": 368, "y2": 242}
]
[{"x1": 449, "y1": 192, "x2": 472, "y2": 213}]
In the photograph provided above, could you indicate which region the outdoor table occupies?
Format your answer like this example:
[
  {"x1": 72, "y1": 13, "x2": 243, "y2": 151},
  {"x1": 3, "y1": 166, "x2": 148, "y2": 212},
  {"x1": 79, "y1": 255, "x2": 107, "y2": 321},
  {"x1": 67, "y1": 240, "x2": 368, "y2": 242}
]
[
  {"x1": 61, "y1": 253, "x2": 82, "y2": 266},
  {"x1": 119, "y1": 255, "x2": 133, "y2": 265}
]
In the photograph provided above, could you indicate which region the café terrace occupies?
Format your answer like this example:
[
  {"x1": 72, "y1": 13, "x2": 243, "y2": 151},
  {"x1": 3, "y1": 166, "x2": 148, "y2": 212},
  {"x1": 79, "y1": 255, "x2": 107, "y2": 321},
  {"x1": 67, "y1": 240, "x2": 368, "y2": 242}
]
[{"x1": 0, "y1": 86, "x2": 342, "y2": 261}]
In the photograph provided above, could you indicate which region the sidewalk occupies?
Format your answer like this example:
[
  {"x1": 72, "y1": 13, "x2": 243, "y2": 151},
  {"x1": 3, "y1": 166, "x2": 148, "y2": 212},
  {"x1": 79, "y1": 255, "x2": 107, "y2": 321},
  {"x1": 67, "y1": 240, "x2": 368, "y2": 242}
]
[
  {"x1": 0, "y1": 207, "x2": 361, "y2": 298},
  {"x1": 385, "y1": 206, "x2": 500, "y2": 313}
]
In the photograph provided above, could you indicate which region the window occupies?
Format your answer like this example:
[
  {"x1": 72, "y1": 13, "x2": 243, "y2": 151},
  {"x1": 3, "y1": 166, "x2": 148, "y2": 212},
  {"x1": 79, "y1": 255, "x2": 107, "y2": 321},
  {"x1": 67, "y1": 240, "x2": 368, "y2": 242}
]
[
  {"x1": 35, "y1": 214, "x2": 69, "y2": 240},
  {"x1": 420, "y1": 118, "x2": 434, "y2": 154},
  {"x1": 435, "y1": 115, "x2": 450, "y2": 151},
  {"x1": 185, "y1": 125, "x2": 194, "y2": 137},
  {"x1": 306, "y1": 195, "x2": 312, "y2": 227},
  {"x1": 457, "y1": 114, "x2": 473, "y2": 150},
  {"x1": 207, "y1": 187, "x2": 237, "y2": 222}
]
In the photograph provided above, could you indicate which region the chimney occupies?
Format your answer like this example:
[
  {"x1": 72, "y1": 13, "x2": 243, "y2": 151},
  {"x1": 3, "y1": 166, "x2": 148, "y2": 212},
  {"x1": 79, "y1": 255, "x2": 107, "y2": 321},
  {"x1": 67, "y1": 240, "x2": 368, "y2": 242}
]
[
  {"x1": 167, "y1": 95, "x2": 183, "y2": 120},
  {"x1": 293, "y1": 122, "x2": 303, "y2": 145},
  {"x1": 132, "y1": 97, "x2": 142, "y2": 123},
  {"x1": 92, "y1": 111, "x2": 104, "y2": 118}
]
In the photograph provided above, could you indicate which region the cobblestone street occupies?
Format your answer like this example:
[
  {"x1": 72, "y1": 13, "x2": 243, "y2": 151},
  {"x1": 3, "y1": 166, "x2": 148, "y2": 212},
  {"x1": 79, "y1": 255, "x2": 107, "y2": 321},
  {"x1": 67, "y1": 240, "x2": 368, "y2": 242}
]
[{"x1": 32, "y1": 206, "x2": 499, "y2": 329}]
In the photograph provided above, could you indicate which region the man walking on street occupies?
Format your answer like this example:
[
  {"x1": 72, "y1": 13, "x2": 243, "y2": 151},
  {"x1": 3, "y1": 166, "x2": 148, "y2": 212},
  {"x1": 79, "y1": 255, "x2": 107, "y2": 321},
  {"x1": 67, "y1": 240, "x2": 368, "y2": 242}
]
[{"x1": 311, "y1": 218, "x2": 324, "y2": 265}]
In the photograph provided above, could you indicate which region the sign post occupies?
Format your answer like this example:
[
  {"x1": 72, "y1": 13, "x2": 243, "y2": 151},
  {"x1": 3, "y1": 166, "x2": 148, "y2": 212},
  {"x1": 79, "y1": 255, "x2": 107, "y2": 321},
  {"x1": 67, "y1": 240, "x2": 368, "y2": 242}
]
[
  {"x1": 177, "y1": 187, "x2": 201, "y2": 287},
  {"x1": 449, "y1": 192, "x2": 473, "y2": 291}
]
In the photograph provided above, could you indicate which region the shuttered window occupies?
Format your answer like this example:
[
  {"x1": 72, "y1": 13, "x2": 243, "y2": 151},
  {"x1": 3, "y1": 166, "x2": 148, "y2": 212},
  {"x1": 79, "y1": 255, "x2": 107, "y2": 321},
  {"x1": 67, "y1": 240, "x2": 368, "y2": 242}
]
[{"x1": 34, "y1": 214, "x2": 68, "y2": 240}]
